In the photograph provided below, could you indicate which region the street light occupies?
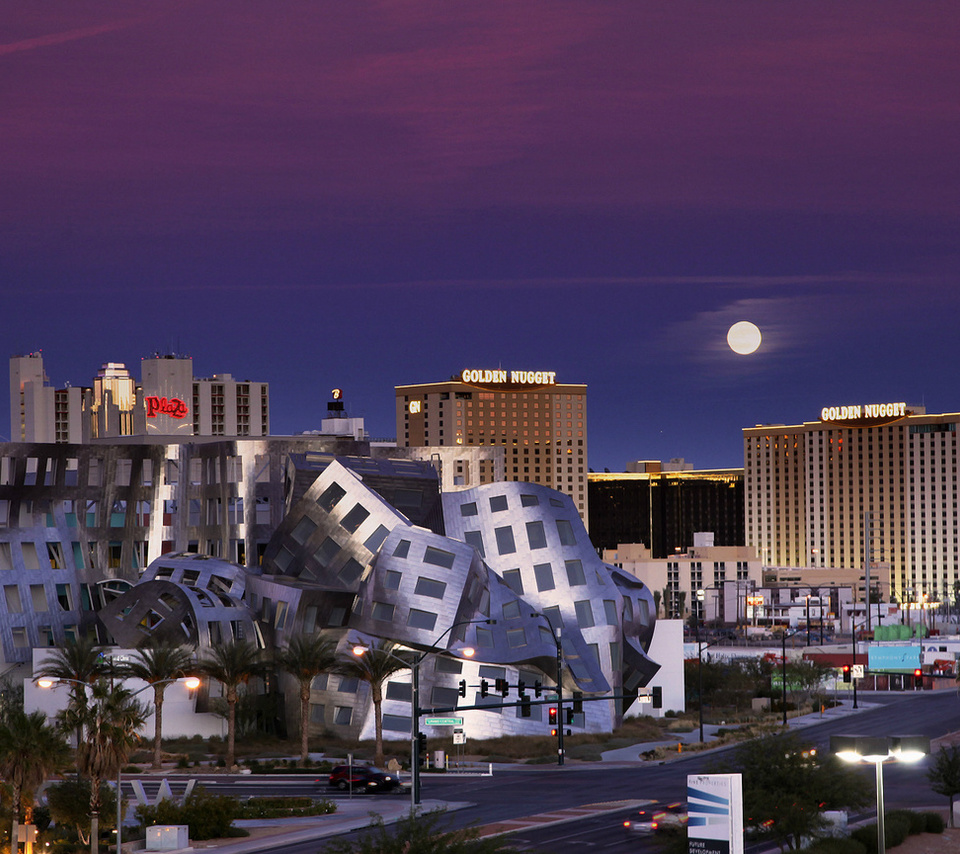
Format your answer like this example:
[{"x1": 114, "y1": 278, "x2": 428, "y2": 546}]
[
  {"x1": 530, "y1": 611, "x2": 565, "y2": 766},
  {"x1": 352, "y1": 618, "x2": 494, "y2": 809},
  {"x1": 831, "y1": 735, "x2": 930, "y2": 854},
  {"x1": 38, "y1": 674, "x2": 199, "y2": 854}
]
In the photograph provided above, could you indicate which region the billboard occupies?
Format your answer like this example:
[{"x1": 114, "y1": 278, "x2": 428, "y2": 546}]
[{"x1": 688, "y1": 773, "x2": 743, "y2": 854}]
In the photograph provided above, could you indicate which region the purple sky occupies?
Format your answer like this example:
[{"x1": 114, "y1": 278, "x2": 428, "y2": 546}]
[{"x1": 3, "y1": 2, "x2": 959, "y2": 470}]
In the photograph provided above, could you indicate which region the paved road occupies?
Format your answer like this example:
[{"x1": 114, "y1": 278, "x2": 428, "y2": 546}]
[{"x1": 127, "y1": 691, "x2": 960, "y2": 854}]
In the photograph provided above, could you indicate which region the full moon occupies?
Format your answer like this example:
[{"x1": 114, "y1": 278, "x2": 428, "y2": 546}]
[{"x1": 727, "y1": 321, "x2": 762, "y2": 355}]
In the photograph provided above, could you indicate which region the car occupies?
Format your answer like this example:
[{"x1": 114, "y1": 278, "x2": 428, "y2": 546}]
[
  {"x1": 327, "y1": 765, "x2": 402, "y2": 793},
  {"x1": 623, "y1": 802, "x2": 688, "y2": 835}
]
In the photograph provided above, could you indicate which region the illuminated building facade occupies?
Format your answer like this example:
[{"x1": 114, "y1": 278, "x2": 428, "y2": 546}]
[
  {"x1": 745, "y1": 403, "x2": 960, "y2": 605},
  {"x1": 588, "y1": 461, "x2": 744, "y2": 555},
  {"x1": 9, "y1": 352, "x2": 269, "y2": 442},
  {"x1": 396, "y1": 369, "x2": 588, "y2": 521}
]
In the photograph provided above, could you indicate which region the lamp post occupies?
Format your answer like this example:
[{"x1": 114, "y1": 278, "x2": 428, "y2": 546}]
[
  {"x1": 696, "y1": 619, "x2": 719, "y2": 743},
  {"x1": 530, "y1": 611, "x2": 564, "y2": 766},
  {"x1": 352, "y1": 618, "x2": 494, "y2": 809},
  {"x1": 37, "y1": 674, "x2": 200, "y2": 854},
  {"x1": 831, "y1": 735, "x2": 930, "y2": 854}
]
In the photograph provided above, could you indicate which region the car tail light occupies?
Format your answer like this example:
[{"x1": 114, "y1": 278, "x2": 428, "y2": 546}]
[{"x1": 623, "y1": 821, "x2": 632, "y2": 828}]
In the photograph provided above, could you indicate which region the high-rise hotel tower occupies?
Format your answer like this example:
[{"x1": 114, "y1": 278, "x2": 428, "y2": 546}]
[
  {"x1": 396, "y1": 368, "x2": 588, "y2": 521},
  {"x1": 745, "y1": 402, "x2": 959, "y2": 605}
]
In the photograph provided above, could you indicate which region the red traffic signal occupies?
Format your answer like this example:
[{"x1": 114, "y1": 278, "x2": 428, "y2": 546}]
[
  {"x1": 548, "y1": 707, "x2": 558, "y2": 725},
  {"x1": 841, "y1": 665, "x2": 851, "y2": 683},
  {"x1": 914, "y1": 668, "x2": 923, "y2": 688}
]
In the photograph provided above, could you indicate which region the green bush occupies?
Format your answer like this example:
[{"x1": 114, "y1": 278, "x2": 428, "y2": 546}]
[
  {"x1": 886, "y1": 809, "x2": 926, "y2": 835},
  {"x1": 135, "y1": 787, "x2": 242, "y2": 840},
  {"x1": 236, "y1": 796, "x2": 336, "y2": 819},
  {"x1": 802, "y1": 838, "x2": 867, "y2": 854},
  {"x1": 922, "y1": 812, "x2": 945, "y2": 834},
  {"x1": 851, "y1": 813, "x2": 912, "y2": 854}
]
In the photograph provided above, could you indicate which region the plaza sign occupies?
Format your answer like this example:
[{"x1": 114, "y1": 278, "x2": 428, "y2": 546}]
[
  {"x1": 461, "y1": 369, "x2": 557, "y2": 386},
  {"x1": 820, "y1": 402, "x2": 907, "y2": 423}
]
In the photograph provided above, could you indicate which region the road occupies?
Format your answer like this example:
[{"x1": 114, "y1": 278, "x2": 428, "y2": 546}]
[{"x1": 130, "y1": 691, "x2": 960, "y2": 853}]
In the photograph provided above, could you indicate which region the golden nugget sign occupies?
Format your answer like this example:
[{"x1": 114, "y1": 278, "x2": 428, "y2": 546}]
[
  {"x1": 821, "y1": 402, "x2": 907, "y2": 422},
  {"x1": 461, "y1": 369, "x2": 557, "y2": 385}
]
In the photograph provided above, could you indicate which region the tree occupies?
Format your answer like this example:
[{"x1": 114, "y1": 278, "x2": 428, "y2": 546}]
[
  {"x1": 46, "y1": 779, "x2": 117, "y2": 846},
  {"x1": 122, "y1": 641, "x2": 195, "y2": 769},
  {"x1": 275, "y1": 633, "x2": 337, "y2": 765},
  {"x1": 336, "y1": 641, "x2": 410, "y2": 768},
  {"x1": 712, "y1": 732, "x2": 871, "y2": 851},
  {"x1": 59, "y1": 680, "x2": 148, "y2": 854},
  {"x1": 0, "y1": 707, "x2": 70, "y2": 853},
  {"x1": 325, "y1": 807, "x2": 511, "y2": 854},
  {"x1": 653, "y1": 590, "x2": 662, "y2": 618},
  {"x1": 197, "y1": 640, "x2": 265, "y2": 769},
  {"x1": 927, "y1": 744, "x2": 960, "y2": 827},
  {"x1": 37, "y1": 636, "x2": 107, "y2": 745}
]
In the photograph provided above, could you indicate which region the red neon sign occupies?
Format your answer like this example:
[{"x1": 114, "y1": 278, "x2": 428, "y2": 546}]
[{"x1": 145, "y1": 396, "x2": 189, "y2": 419}]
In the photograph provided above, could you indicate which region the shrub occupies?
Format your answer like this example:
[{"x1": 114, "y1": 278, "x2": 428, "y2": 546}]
[
  {"x1": 922, "y1": 812, "x2": 945, "y2": 833},
  {"x1": 851, "y1": 813, "x2": 912, "y2": 854},
  {"x1": 801, "y1": 838, "x2": 866, "y2": 854},
  {"x1": 136, "y1": 787, "x2": 242, "y2": 840},
  {"x1": 886, "y1": 810, "x2": 926, "y2": 835}
]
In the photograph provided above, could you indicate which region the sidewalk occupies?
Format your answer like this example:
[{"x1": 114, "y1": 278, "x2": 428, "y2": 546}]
[{"x1": 600, "y1": 699, "x2": 881, "y2": 762}]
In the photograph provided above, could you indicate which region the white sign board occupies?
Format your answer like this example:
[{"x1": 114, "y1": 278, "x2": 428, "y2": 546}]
[
  {"x1": 687, "y1": 774, "x2": 743, "y2": 854},
  {"x1": 453, "y1": 731, "x2": 466, "y2": 745},
  {"x1": 852, "y1": 664, "x2": 865, "y2": 679}
]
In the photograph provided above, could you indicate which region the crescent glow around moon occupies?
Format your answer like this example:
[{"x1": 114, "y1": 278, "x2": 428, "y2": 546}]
[{"x1": 727, "y1": 321, "x2": 762, "y2": 355}]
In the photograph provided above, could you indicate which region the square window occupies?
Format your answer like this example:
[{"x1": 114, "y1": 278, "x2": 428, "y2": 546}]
[
  {"x1": 460, "y1": 502, "x2": 478, "y2": 517},
  {"x1": 556, "y1": 519, "x2": 577, "y2": 546},
  {"x1": 502, "y1": 569, "x2": 523, "y2": 595},
  {"x1": 423, "y1": 546, "x2": 456, "y2": 569},
  {"x1": 407, "y1": 608, "x2": 438, "y2": 631},
  {"x1": 489, "y1": 495, "x2": 508, "y2": 512},
  {"x1": 414, "y1": 577, "x2": 447, "y2": 599},
  {"x1": 533, "y1": 563, "x2": 555, "y2": 592},
  {"x1": 314, "y1": 536, "x2": 342, "y2": 568},
  {"x1": 340, "y1": 503, "x2": 370, "y2": 534},
  {"x1": 334, "y1": 706, "x2": 352, "y2": 726},
  {"x1": 495, "y1": 526, "x2": 516, "y2": 555},
  {"x1": 525, "y1": 520, "x2": 547, "y2": 550},
  {"x1": 384, "y1": 570, "x2": 402, "y2": 590},
  {"x1": 575, "y1": 600, "x2": 595, "y2": 628},
  {"x1": 338, "y1": 558, "x2": 364, "y2": 585},
  {"x1": 520, "y1": 493, "x2": 539, "y2": 507},
  {"x1": 464, "y1": 531, "x2": 485, "y2": 557},
  {"x1": 290, "y1": 516, "x2": 318, "y2": 545},
  {"x1": 363, "y1": 525, "x2": 390, "y2": 553},
  {"x1": 372, "y1": 601, "x2": 395, "y2": 621},
  {"x1": 502, "y1": 599, "x2": 521, "y2": 620},
  {"x1": 393, "y1": 539, "x2": 411, "y2": 559},
  {"x1": 564, "y1": 559, "x2": 586, "y2": 586},
  {"x1": 317, "y1": 483, "x2": 346, "y2": 512}
]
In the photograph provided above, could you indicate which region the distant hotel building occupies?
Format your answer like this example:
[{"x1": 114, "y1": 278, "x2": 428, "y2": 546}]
[
  {"x1": 395, "y1": 368, "x2": 588, "y2": 519},
  {"x1": 588, "y1": 459, "x2": 744, "y2": 555},
  {"x1": 745, "y1": 402, "x2": 959, "y2": 605},
  {"x1": 10, "y1": 352, "x2": 269, "y2": 443}
]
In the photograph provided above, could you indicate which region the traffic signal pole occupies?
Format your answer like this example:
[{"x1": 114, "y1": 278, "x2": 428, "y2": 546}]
[{"x1": 555, "y1": 626, "x2": 564, "y2": 766}]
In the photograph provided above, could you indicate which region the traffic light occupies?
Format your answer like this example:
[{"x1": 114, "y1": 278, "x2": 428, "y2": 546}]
[
  {"x1": 495, "y1": 677, "x2": 509, "y2": 697},
  {"x1": 520, "y1": 695, "x2": 531, "y2": 718},
  {"x1": 914, "y1": 668, "x2": 923, "y2": 688},
  {"x1": 416, "y1": 732, "x2": 427, "y2": 764},
  {"x1": 652, "y1": 686, "x2": 663, "y2": 709},
  {"x1": 565, "y1": 708, "x2": 575, "y2": 725},
  {"x1": 841, "y1": 665, "x2": 851, "y2": 683},
  {"x1": 458, "y1": 679, "x2": 467, "y2": 698},
  {"x1": 480, "y1": 679, "x2": 489, "y2": 698},
  {"x1": 551, "y1": 728, "x2": 558, "y2": 737},
  {"x1": 548, "y1": 707, "x2": 558, "y2": 726},
  {"x1": 517, "y1": 679, "x2": 525, "y2": 695},
  {"x1": 534, "y1": 680, "x2": 542, "y2": 698},
  {"x1": 572, "y1": 691, "x2": 583, "y2": 714}
]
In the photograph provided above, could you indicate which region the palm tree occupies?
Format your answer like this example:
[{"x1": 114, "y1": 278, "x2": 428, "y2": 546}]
[
  {"x1": 336, "y1": 641, "x2": 410, "y2": 768},
  {"x1": 121, "y1": 641, "x2": 195, "y2": 769},
  {"x1": 60, "y1": 681, "x2": 147, "y2": 854},
  {"x1": 197, "y1": 639, "x2": 265, "y2": 769},
  {"x1": 276, "y1": 633, "x2": 337, "y2": 765},
  {"x1": 0, "y1": 707, "x2": 70, "y2": 854},
  {"x1": 37, "y1": 636, "x2": 107, "y2": 745}
]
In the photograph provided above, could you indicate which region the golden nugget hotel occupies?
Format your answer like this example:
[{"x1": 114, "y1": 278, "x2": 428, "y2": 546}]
[
  {"x1": 396, "y1": 369, "x2": 588, "y2": 521},
  {"x1": 745, "y1": 402, "x2": 959, "y2": 606}
]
